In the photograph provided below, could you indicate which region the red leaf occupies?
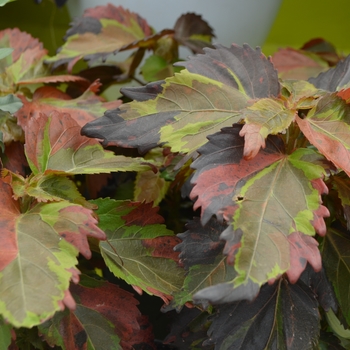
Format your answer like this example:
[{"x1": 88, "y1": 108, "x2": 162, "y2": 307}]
[
  {"x1": 122, "y1": 201, "x2": 165, "y2": 226},
  {"x1": 142, "y1": 236, "x2": 181, "y2": 262},
  {"x1": 0, "y1": 179, "x2": 19, "y2": 271},
  {"x1": 286, "y1": 232, "x2": 321, "y2": 283}
]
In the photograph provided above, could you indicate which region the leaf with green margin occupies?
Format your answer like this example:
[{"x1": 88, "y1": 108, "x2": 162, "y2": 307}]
[
  {"x1": 0, "y1": 317, "x2": 12, "y2": 350},
  {"x1": 82, "y1": 43, "x2": 280, "y2": 155},
  {"x1": 46, "y1": 4, "x2": 153, "y2": 70},
  {"x1": 220, "y1": 148, "x2": 328, "y2": 298},
  {"x1": 92, "y1": 199, "x2": 185, "y2": 302},
  {"x1": 24, "y1": 111, "x2": 153, "y2": 175},
  {"x1": 296, "y1": 93, "x2": 350, "y2": 177},
  {"x1": 322, "y1": 226, "x2": 350, "y2": 326},
  {"x1": 239, "y1": 98, "x2": 295, "y2": 160}
]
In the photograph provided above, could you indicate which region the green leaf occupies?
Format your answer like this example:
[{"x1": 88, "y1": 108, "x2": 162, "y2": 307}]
[
  {"x1": 0, "y1": 94, "x2": 23, "y2": 113},
  {"x1": 0, "y1": 48, "x2": 13, "y2": 60},
  {"x1": 93, "y1": 199, "x2": 185, "y2": 300},
  {"x1": 24, "y1": 111, "x2": 153, "y2": 175},
  {"x1": 0, "y1": 317, "x2": 11, "y2": 350},
  {"x1": 0, "y1": 0, "x2": 15, "y2": 7}
]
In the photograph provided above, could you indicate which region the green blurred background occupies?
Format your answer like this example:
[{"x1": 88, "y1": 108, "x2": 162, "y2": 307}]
[{"x1": 0, "y1": 0, "x2": 349, "y2": 56}]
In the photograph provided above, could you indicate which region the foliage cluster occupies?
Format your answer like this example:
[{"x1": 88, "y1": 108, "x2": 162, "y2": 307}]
[{"x1": 1, "y1": 3, "x2": 350, "y2": 349}]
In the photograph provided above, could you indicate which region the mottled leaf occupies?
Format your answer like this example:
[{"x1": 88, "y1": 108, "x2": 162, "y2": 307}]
[
  {"x1": 322, "y1": 226, "x2": 350, "y2": 325},
  {"x1": 296, "y1": 93, "x2": 350, "y2": 176},
  {"x1": 82, "y1": 44, "x2": 279, "y2": 154},
  {"x1": 93, "y1": 199, "x2": 185, "y2": 302},
  {"x1": 16, "y1": 82, "x2": 121, "y2": 129},
  {"x1": 46, "y1": 4, "x2": 153, "y2": 70},
  {"x1": 40, "y1": 276, "x2": 155, "y2": 350},
  {"x1": 204, "y1": 269, "x2": 330, "y2": 350},
  {"x1": 24, "y1": 111, "x2": 152, "y2": 175},
  {"x1": 190, "y1": 125, "x2": 284, "y2": 225}
]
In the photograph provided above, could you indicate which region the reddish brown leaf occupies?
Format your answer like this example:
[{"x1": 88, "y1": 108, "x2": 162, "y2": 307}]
[
  {"x1": 142, "y1": 236, "x2": 181, "y2": 262},
  {"x1": 2, "y1": 141, "x2": 28, "y2": 176},
  {"x1": 17, "y1": 75, "x2": 89, "y2": 86},
  {"x1": 122, "y1": 201, "x2": 165, "y2": 226},
  {"x1": 286, "y1": 232, "x2": 321, "y2": 283},
  {"x1": 271, "y1": 47, "x2": 327, "y2": 80},
  {"x1": 16, "y1": 83, "x2": 121, "y2": 129},
  {"x1": 0, "y1": 179, "x2": 19, "y2": 271}
]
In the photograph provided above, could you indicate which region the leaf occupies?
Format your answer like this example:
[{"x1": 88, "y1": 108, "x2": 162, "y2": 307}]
[
  {"x1": 0, "y1": 198, "x2": 87, "y2": 327},
  {"x1": 0, "y1": 317, "x2": 12, "y2": 350},
  {"x1": 190, "y1": 125, "x2": 284, "y2": 225},
  {"x1": 0, "y1": 48, "x2": 13, "y2": 60},
  {"x1": 6, "y1": 171, "x2": 96, "y2": 209},
  {"x1": 0, "y1": 28, "x2": 48, "y2": 93},
  {"x1": 0, "y1": 179, "x2": 20, "y2": 271},
  {"x1": 171, "y1": 217, "x2": 236, "y2": 308},
  {"x1": 0, "y1": 94, "x2": 22, "y2": 113},
  {"x1": 331, "y1": 173, "x2": 350, "y2": 229},
  {"x1": 204, "y1": 268, "x2": 332, "y2": 350},
  {"x1": 239, "y1": 98, "x2": 295, "y2": 159},
  {"x1": 173, "y1": 13, "x2": 215, "y2": 53},
  {"x1": 295, "y1": 93, "x2": 350, "y2": 176},
  {"x1": 46, "y1": 4, "x2": 153, "y2": 70},
  {"x1": 271, "y1": 47, "x2": 328, "y2": 80},
  {"x1": 163, "y1": 308, "x2": 213, "y2": 349},
  {"x1": 40, "y1": 276, "x2": 155, "y2": 350},
  {"x1": 322, "y1": 226, "x2": 350, "y2": 325},
  {"x1": 16, "y1": 82, "x2": 121, "y2": 129},
  {"x1": 309, "y1": 55, "x2": 350, "y2": 91},
  {"x1": 227, "y1": 148, "x2": 328, "y2": 290},
  {"x1": 24, "y1": 111, "x2": 153, "y2": 175},
  {"x1": 81, "y1": 44, "x2": 279, "y2": 155},
  {"x1": 93, "y1": 199, "x2": 185, "y2": 302}
]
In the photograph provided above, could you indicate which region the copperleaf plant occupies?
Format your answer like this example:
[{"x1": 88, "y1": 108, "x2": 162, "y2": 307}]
[{"x1": 1, "y1": 3, "x2": 350, "y2": 349}]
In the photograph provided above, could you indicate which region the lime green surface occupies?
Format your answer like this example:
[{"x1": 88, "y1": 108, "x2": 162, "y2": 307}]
[{"x1": 263, "y1": 0, "x2": 350, "y2": 55}]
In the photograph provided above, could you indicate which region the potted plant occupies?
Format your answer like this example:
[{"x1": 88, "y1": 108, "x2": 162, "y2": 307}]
[{"x1": 1, "y1": 2, "x2": 350, "y2": 349}]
